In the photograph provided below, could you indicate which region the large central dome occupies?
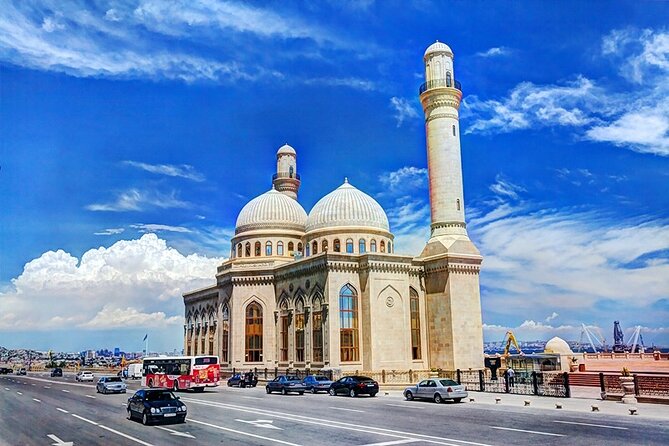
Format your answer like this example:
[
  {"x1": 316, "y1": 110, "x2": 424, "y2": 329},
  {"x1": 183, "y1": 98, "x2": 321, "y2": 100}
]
[
  {"x1": 235, "y1": 188, "x2": 307, "y2": 234},
  {"x1": 306, "y1": 180, "x2": 390, "y2": 233}
]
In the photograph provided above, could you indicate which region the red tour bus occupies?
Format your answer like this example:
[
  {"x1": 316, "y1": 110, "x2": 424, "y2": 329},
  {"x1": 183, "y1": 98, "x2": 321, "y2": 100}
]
[{"x1": 142, "y1": 355, "x2": 220, "y2": 392}]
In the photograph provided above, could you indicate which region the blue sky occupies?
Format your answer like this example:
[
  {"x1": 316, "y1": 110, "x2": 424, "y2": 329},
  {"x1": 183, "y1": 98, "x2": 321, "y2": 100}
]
[{"x1": 1, "y1": 1, "x2": 668, "y2": 353}]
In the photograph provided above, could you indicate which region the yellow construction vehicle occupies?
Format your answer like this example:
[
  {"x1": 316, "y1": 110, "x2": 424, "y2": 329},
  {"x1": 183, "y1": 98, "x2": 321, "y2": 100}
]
[{"x1": 502, "y1": 330, "x2": 523, "y2": 356}]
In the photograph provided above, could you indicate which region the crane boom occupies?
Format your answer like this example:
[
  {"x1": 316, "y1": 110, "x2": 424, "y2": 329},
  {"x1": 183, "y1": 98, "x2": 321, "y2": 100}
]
[{"x1": 503, "y1": 330, "x2": 523, "y2": 356}]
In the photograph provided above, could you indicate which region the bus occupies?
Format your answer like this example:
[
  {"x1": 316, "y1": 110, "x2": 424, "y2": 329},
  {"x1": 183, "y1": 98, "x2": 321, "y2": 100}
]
[{"x1": 141, "y1": 355, "x2": 220, "y2": 392}]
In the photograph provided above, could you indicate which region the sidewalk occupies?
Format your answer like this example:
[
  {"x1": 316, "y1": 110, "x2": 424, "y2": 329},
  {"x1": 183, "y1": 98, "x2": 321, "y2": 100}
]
[{"x1": 380, "y1": 388, "x2": 669, "y2": 420}]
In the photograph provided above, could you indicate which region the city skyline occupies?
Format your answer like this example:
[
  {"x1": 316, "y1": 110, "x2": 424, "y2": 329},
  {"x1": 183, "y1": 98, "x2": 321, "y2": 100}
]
[{"x1": 1, "y1": 1, "x2": 668, "y2": 351}]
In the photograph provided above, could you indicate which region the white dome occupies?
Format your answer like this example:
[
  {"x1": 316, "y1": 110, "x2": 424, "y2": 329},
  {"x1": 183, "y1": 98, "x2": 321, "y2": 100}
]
[
  {"x1": 277, "y1": 144, "x2": 296, "y2": 155},
  {"x1": 306, "y1": 180, "x2": 390, "y2": 233},
  {"x1": 424, "y1": 40, "x2": 453, "y2": 58},
  {"x1": 544, "y1": 337, "x2": 573, "y2": 355},
  {"x1": 235, "y1": 188, "x2": 307, "y2": 234}
]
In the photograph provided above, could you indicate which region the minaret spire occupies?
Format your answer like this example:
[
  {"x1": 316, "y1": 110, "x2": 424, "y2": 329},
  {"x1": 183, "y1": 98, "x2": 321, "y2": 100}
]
[{"x1": 273, "y1": 143, "x2": 300, "y2": 199}]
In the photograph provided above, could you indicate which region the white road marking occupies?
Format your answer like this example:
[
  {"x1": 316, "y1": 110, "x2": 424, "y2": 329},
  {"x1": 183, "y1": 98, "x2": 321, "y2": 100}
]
[
  {"x1": 189, "y1": 418, "x2": 299, "y2": 446},
  {"x1": 62, "y1": 389, "x2": 70, "y2": 393},
  {"x1": 31, "y1": 383, "x2": 36, "y2": 386},
  {"x1": 44, "y1": 386, "x2": 51, "y2": 389},
  {"x1": 56, "y1": 408, "x2": 69, "y2": 414},
  {"x1": 183, "y1": 398, "x2": 483, "y2": 446},
  {"x1": 155, "y1": 425, "x2": 196, "y2": 438},
  {"x1": 242, "y1": 396, "x2": 263, "y2": 400},
  {"x1": 98, "y1": 424, "x2": 155, "y2": 446},
  {"x1": 489, "y1": 426, "x2": 564, "y2": 437},
  {"x1": 32, "y1": 398, "x2": 41, "y2": 403},
  {"x1": 552, "y1": 420, "x2": 628, "y2": 430},
  {"x1": 235, "y1": 419, "x2": 282, "y2": 430},
  {"x1": 47, "y1": 434, "x2": 73, "y2": 446},
  {"x1": 328, "y1": 406, "x2": 365, "y2": 413},
  {"x1": 3, "y1": 388, "x2": 8, "y2": 391},
  {"x1": 71, "y1": 414, "x2": 98, "y2": 425},
  {"x1": 360, "y1": 440, "x2": 421, "y2": 446},
  {"x1": 16, "y1": 391, "x2": 22, "y2": 395},
  {"x1": 86, "y1": 395, "x2": 96, "y2": 399},
  {"x1": 385, "y1": 403, "x2": 423, "y2": 410}
]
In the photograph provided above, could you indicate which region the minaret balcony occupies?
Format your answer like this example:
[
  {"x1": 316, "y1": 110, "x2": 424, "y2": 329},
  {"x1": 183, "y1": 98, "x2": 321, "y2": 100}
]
[
  {"x1": 272, "y1": 172, "x2": 301, "y2": 181},
  {"x1": 419, "y1": 79, "x2": 462, "y2": 95}
]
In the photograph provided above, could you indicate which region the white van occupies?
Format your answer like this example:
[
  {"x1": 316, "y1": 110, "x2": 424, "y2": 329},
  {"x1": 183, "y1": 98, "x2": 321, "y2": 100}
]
[{"x1": 127, "y1": 363, "x2": 143, "y2": 379}]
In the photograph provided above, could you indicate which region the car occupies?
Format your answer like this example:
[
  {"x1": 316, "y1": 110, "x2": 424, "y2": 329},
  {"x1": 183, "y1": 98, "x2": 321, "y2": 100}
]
[
  {"x1": 403, "y1": 378, "x2": 468, "y2": 404},
  {"x1": 50, "y1": 368, "x2": 63, "y2": 377},
  {"x1": 265, "y1": 375, "x2": 306, "y2": 395},
  {"x1": 75, "y1": 371, "x2": 94, "y2": 382},
  {"x1": 0, "y1": 367, "x2": 12, "y2": 374},
  {"x1": 329, "y1": 376, "x2": 378, "y2": 397},
  {"x1": 302, "y1": 375, "x2": 334, "y2": 394},
  {"x1": 227, "y1": 374, "x2": 244, "y2": 387},
  {"x1": 242, "y1": 371, "x2": 258, "y2": 388},
  {"x1": 127, "y1": 389, "x2": 187, "y2": 425},
  {"x1": 16, "y1": 368, "x2": 27, "y2": 375},
  {"x1": 97, "y1": 376, "x2": 128, "y2": 394}
]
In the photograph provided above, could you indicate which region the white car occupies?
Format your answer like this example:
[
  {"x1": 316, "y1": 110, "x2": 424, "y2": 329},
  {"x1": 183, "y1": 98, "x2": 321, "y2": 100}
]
[{"x1": 76, "y1": 371, "x2": 95, "y2": 382}]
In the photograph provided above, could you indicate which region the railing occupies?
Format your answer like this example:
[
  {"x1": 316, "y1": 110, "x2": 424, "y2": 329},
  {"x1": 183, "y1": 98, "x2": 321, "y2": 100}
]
[
  {"x1": 597, "y1": 372, "x2": 669, "y2": 399},
  {"x1": 272, "y1": 173, "x2": 300, "y2": 181},
  {"x1": 224, "y1": 367, "x2": 333, "y2": 381},
  {"x1": 419, "y1": 79, "x2": 462, "y2": 95},
  {"x1": 457, "y1": 369, "x2": 570, "y2": 398}
]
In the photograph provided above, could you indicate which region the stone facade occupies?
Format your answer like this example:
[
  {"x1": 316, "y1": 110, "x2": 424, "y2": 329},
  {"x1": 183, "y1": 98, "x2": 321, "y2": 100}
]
[{"x1": 183, "y1": 41, "x2": 484, "y2": 373}]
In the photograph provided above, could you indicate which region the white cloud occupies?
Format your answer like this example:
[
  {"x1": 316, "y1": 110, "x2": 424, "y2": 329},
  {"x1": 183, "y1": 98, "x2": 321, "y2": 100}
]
[
  {"x1": 0, "y1": 234, "x2": 224, "y2": 331},
  {"x1": 130, "y1": 224, "x2": 192, "y2": 233},
  {"x1": 86, "y1": 189, "x2": 191, "y2": 212},
  {"x1": 545, "y1": 312, "x2": 559, "y2": 322},
  {"x1": 303, "y1": 77, "x2": 376, "y2": 91},
  {"x1": 476, "y1": 47, "x2": 510, "y2": 58},
  {"x1": 379, "y1": 166, "x2": 427, "y2": 190},
  {"x1": 94, "y1": 228, "x2": 125, "y2": 236},
  {"x1": 389, "y1": 97, "x2": 420, "y2": 127},
  {"x1": 123, "y1": 161, "x2": 205, "y2": 182},
  {"x1": 489, "y1": 175, "x2": 525, "y2": 200}
]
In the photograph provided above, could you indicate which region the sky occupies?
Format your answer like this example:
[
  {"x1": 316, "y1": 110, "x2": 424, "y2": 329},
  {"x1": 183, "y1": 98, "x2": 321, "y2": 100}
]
[{"x1": 1, "y1": 0, "x2": 668, "y2": 353}]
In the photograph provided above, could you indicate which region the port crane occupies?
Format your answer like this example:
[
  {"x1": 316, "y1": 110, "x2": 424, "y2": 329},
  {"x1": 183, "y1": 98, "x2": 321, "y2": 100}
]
[
  {"x1": 577, "y1": 324, "x2": 607, "y2": 353},
  {"x1": 502, "y1": 331, "x2": 523, "y2": 356}
]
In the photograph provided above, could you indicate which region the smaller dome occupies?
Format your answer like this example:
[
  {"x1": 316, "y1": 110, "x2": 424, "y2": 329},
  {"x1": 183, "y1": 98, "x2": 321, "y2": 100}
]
[
  {"x1": 424, "y1": 40, "x2": 453, "y2": 58},
  {"x1": 235, "y1": 188, "x2": 307, "y2": 234},
  {"x1": 544, "y1": 337, "x2": 573, "y2": 355},
  {"x1": 277, "y1": 144, "x2": 296, "y2": 156}
]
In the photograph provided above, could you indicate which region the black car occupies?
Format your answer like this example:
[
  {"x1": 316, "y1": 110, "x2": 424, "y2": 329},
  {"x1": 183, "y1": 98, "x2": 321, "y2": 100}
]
[
  {"x1": 227, "y1": 373, "x2": 244, "y2": 387},
  {"x1": 16, "y1": 368, "x2": 27, "y2": 375},
  {"x1": 266, "y1": 375, "x2": 306, "y2": 395},
  {"x1": 50, "y1": 368, "x2": 63, "y2": 377},
  {"x1": 329, "y1": 376, "x2": 379, "y2": 397},
  {"x1": 242, "y1": 371, "x2": 258, "y2": 388},
  {"x1": 0, "y1": 368, "x2": 12, "y2": 375},
  {"x1": 127, "y1": 389, "x2": 187, "y2": 425}
]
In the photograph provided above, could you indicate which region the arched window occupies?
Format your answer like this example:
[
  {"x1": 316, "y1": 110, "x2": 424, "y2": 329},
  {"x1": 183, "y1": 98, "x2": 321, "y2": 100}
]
[
  {"x1": 297, "y1": 243, "x2": 303, "y2": 253},
  {"x1": 245, "y1": 303, "x2": 263, "y2": 362},
  {"x1": 359, "y1": 238, "x2": 366, "y2": 254},
  {"x1": 446, "y1": 71, "x2": 452, "y2": 87},
  {"x1": 277, "y1": 241, "x2": 284, "y2": 256},
  {"x1": 312, "y1": 241, "x2": 318, "y2": 255},
  {"x1": 370, "y1": 239, "x2": 377, "y2": 252},
  {"x1": 245, "y1": 242, "x2": 251, "y2": 257},
  {"x1": 388, "y1": 242, "x2": 392, "y2": 253},
  {"x1": 295, "y1": 298, "x2": 305, "y2": 363},
  {"x1": 237, "y1": 243, "x2": 242, "y2": 258},
  {"x1": 339, "y1": 284, "x2": 359, "y2": 362},
  {"x1": 288, "y1": 241, "x2": 294, "y2": 253},
  {"x1": 333, "y1": 239, "x2": 341, "y2": 252},
  {"x1": 346, "y1": 238, "x2": 354, "y2": 253},
  {"x1": 289, "y1": 165, "x2": 294, "y2": 178},
  {"x1": 221, "y1": 305, "x2": 229, "y2": 363},
  {"x1": 312, "y1": 294, "x2": 323, "y2": 363},
  {"x1": 305, "y1": 244, "x2": 310, "y2": 256},
  {"x1": 254, "y1": 241, "x2": 261, "y2": 256},
  {"x1": 453, "y1": 125, "x2": 456, "y2": 136},
  {"x1": 322, "y1": 239, "x2": 328, "y2": 252},
  {"x1": 410, "y1": 288, "x2": 421, "y2": 360},
  {"x1": 380, "y1": 240, "x2": 386, "y2": 253},
  {"x1": 265, "y1": 241, "x2": 272, "y2": 256},
  {"x1": 279, "y1": 300, "x2": 289, "y2": 362},
  {"x1": 456, "y1": 199, "x2": 461, "y2": 211}
]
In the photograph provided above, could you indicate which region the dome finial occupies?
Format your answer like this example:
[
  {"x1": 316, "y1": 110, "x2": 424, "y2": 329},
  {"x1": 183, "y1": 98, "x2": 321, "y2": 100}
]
[{"x1": 344, "y1": 177, "x2": 349, "y2": 184}]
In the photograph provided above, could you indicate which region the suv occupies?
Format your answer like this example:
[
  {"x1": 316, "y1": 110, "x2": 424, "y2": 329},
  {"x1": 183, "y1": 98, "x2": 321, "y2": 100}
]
[
  {"x1": 76, "y1": 371, "x2": 94, "y2": 382},
  {"x1": 16, "y1": 368, "x2": 27, "y2": 375},
  {"x1": 50, "y1": 368, "x2": 63, "y2": 377}
]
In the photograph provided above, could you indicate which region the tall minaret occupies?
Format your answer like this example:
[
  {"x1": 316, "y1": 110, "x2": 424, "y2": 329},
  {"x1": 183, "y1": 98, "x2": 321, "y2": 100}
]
[
  {"x1": 418, "y1": 41, "x2": 484, "y2": 371},
  {"x1": 273, "y1": 143, "x2": 301, "y2": 199}
]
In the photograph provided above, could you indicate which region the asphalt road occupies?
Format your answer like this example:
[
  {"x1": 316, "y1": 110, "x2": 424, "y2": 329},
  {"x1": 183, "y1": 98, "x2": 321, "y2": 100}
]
[{"x1": 1, "y1": 372, "x2": 667, "y2": 446}]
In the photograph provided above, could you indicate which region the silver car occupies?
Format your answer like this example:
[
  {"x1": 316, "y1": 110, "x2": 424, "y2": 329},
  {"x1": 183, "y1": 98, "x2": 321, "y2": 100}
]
[
  {"x1": 403, "y1": 378, "x2": 467, "y2": 403},
  {"x1": 96, "y1": 376, "x2": 127, "y2": 394}
]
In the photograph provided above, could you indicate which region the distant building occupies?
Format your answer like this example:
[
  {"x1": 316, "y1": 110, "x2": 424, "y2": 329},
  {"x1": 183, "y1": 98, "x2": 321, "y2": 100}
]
[
  {"x1": 114, "y1": 347, "x2": 120, "y2": 356},
  {"x1": 183, "y1": 41, "x2": 484, "y2": 372}
]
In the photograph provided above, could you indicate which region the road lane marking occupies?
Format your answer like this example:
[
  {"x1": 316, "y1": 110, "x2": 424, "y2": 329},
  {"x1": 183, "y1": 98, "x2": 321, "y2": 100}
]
[
  {"x1": 155, "y1": 426, "x2": 196, "y2": 438},
  {"x1": 328, "y1": 407, "x2": 365, "y2": 413},
  {"x1": 360, "y1": 440, "x2": 421, "y2": 446},
  {"x1": 86, "y1": 395, "x2": 96, "y2": 399},
  {"x1": 71, "y1": 414, "x2": 98, "y2": 425},
  {"x1": 4, "y1": 388, "x2": 8, "y2": 391},
  {"x1": 385, "y1": 403, "x2": 423, "y2": 409},
  {"x1": 189, "y1": 418, "x2": 300, "y2": 446},
  {"x1": 16, "y1": 391, "x2": 22, "y2": 395},
  {"x1": 98, "y1": 425, "x2": 155, "y2": 446},
  {"x1": 47, "y1": 434, "x2": 73, "y2": 446},
  {"x1": 56, "y1": 408, "x2": 69, "y2": 413},
  {"x1": 183, "y1": 399, "x2": 480, "y2": 446},
  {"x1": 489, "y1": 426, "x2": 564, "y2": 437},
  {"x1": 235, "y1": 419, "x2": 282, "y2": 430},
  {"x1": 61, "y1": 389, "x2": 70, "y2": 393},
  {"x1": 44, "y1": 386, "x2": 51, "y2": 389},
  {"x1": 31, "y1": 384, "x2": 36, "y2": 386},
  {"x1": 552, "y1": 420, "x2": 628, "y2": 430},
  {"x1": 32, "y1": 398, "x2": 41, "y2": 403},
  {"x1": 242, "y1": 396, "x2": 263, "y2": 400}
]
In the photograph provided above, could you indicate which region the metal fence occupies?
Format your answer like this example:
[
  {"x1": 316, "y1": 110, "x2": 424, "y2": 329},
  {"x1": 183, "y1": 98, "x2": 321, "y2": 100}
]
[
  {"x1": 599, "y1": 372, "x2": 669, "y2": 399},
  {"x1": 456, "y1": 369, "x2": 570, "y2": 398},
  {"x1": 225, "y1": 367, "x2": 334, "y2": 381}
]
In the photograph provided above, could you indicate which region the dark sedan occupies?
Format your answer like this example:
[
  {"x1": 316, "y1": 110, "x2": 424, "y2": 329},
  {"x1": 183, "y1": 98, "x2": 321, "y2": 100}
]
[
  {"x1": 266, "y1": 375, "x2": 306, "y2": 395},
  {"x1": 302, "y1": 375, "x2": 333, "y2": 393},
  {"x1": 227, "y1": 374, "x2": 244, "y2": 387},
  {"x1": 127, "y1": 389, "x2": 187, "y2": 425},
  {"x1": 50, "y1": 368, "x2": 63, "y2": 377},
  {"x1": 329, "y1": 376, "x2": 378, "y2": 397}
]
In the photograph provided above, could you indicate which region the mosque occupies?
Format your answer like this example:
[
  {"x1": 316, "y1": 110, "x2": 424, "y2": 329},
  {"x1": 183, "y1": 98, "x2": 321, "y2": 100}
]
[{"x1": 183, "y1": 41, "x2": 484, "y2": 373}]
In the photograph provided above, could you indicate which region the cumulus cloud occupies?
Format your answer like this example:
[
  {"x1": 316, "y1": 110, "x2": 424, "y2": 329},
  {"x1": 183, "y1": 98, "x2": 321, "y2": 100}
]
[
  {"x1": 389, "y1": 97, "x2": 420, "y2": 127},
  {"x1": 379, "y1": 166, "x2": 427, "y2": 191},
  {"x1": 545, "y1": 312, "x2": 559, "y2": 322},
  {"x1": 86, "y1": 189, "x2": 191, "y2": 212},
  {"x1": 123, "y1": 161, "x2": 205, "y2": 182},
  {"x1": 0, "y1": 234, "x2": 224, "y2": 332}
]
